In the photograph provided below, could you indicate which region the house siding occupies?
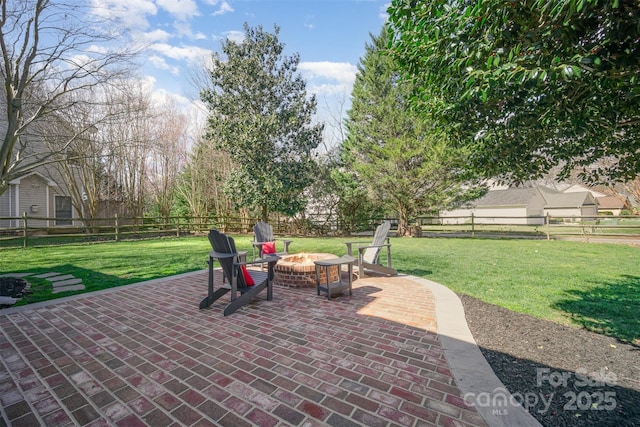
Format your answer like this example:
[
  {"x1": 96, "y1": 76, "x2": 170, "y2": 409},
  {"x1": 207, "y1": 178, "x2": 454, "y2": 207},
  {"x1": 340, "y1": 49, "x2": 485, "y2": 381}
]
[
  {"x1": 440, "y1": 208, "x2": 474, "y2": 224},
  {"x1": 475, "y1": 206, "x2": 544, "y2": 225},
  {"x1": 19, "y1": 175, "x2": 49, "y2": 227},
  {"x1": 0, "y1": 190, "x2": 9, "y2": 227}
]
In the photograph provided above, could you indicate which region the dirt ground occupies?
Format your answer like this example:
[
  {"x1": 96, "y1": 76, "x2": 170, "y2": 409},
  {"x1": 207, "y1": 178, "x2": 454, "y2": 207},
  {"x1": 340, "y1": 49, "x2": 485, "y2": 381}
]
[{"x1": 460, "y1": 295, "x2": 640, "y2": 427}]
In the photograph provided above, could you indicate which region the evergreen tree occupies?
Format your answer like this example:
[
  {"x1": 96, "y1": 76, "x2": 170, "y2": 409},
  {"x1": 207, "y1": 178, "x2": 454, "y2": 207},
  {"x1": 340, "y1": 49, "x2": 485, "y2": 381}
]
[
  {"x1": 344, "y1": 25, "x2": 484, "y2": 236},
  {"x1": 200, "y1": 24, "x2": 323, "y2": 221}
]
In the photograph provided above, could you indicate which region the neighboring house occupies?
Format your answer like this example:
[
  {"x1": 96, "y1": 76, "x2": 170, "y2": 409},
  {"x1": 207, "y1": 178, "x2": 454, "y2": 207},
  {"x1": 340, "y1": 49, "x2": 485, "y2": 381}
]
[
  {"x1": 540, "y1": 187, "x2": 598, "y2": 220},
  {"x1": 561, "y1": 183, "x2": 629, "y2": 215},
  {"x1": 596, "y1": 196, "x2": 629, "y2": 215},
  {"x1": 0, "y1": 171, "x2": 80, "y2": 228},
  {"x1": 562, "y1": 183, "x2": 607, "y2": 198},
  {"x1": 441, "y1": 186, "x2": 598, "y2": 225}
]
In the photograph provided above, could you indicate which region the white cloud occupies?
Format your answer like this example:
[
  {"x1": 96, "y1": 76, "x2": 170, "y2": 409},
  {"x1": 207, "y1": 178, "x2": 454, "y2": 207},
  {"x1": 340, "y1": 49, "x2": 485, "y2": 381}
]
[
  {"x1": 157, "y1": 0, "x2": 199, "y2": 21},
  {"x1": 87, "y1": 45, "x2": 109, "y2": 55},
  {"x1": 298, "y1": 62, "x2": 357, "y2": 87},
  {"x1": 223, "y1": 31, "x2": 245, "y2": 43},
  {"x1": 149, "y1": 43, "x2": 212, "y2": 67},
  {"x1": 204, "y1": 0, "x2": 234, "y2": 16},
  {"x1": 148, "y1": 55, "x2": 180, "y2": 75},
  {"x1": 173, "y1": 21, "x2": 197, "y2": 39},
  {"x1": 380, "y1": 3, "x2": 391, "y2": 20},
  {"x1": 91, "y1": 0, "x2": 157, "y2": 30},
  {"x1": 307, "y1": 82, "x2": 352, "y2": 97},
  {"x1": 141, "y1": 29, "x2": 171, "y2": 44}
]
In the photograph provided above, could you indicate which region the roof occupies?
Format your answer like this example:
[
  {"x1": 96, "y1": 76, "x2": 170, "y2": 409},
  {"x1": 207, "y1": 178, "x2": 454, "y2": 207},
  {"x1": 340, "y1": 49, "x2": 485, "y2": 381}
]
[
  {"x1": 562, "y1": 183, "x2": 607, "y2": 198},
  {"x1": 597, "y1": 196, "x2": 627, "y2": 209},
  {"x1": 539, "y1": 187, "x2": 597, "y2": 208},
  {"x1": 473, "y1": 187, "x2": 539, "y2": 207},
  {"x1": 471, "y1": 186, "x2": 596, "y2": 209}
]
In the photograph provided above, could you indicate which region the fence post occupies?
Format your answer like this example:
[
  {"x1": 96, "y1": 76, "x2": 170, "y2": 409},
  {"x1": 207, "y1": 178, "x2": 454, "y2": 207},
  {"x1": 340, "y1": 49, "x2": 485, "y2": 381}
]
[
  {"x1": 546, "y1": 213, "x2": 550, "y2": 240},
  {"x1": 115, "y1": 214, "x2": 119, "y2": 242},
  {"x1": 471, "y1": 213, "x2": 475, "y2": 238},
  {"x1": 176, "y1": 218, "x2": 180, "y2": 238},
  {"x1": 22, "y1": 212, "x2": 28, "y2": 248}
]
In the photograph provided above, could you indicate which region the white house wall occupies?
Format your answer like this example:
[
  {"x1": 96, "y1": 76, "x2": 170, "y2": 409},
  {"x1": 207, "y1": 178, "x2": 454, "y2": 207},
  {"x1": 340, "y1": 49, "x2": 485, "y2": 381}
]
[
  {"x1": 0, "y1": 190, "x2": 9, "y2": 227},
  {"x1": 581, "y1": 206, "x2": 598, "y2": 220},
  {"x1": 543, "y1": 207, "x2": 596, "y2": 221},
  {"x1": 19, "y1": 175, "x2": 48, "y2": 227},
  {"x1": 475, "y1": 207, "x2": 544, "y2": 225},
  {"x1": 440, "y1": 208, "x2": 474, "y2": 224}
]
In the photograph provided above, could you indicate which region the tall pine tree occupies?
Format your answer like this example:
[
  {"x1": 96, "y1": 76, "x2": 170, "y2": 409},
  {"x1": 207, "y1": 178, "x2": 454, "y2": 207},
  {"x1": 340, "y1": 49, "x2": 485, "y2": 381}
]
[{"x1": 344, "y1": 25, "x2": 483, "y2": 236}]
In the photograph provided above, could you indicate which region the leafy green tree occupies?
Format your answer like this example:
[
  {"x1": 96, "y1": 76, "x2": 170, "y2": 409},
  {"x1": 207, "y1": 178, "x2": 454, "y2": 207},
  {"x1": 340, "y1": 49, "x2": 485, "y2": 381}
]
[
  {"x1": 388, "y1": 0, "x2": 640, "y2": 183},
  {"x1": 200, "y1": 24, "x2": 323, "y2": 221},
  {"x1": 331, "y1": 168, "x2": 382, "y2": 233},
  {"x1": 344, "y1": 26, "x2": 483, "y2": 236}
]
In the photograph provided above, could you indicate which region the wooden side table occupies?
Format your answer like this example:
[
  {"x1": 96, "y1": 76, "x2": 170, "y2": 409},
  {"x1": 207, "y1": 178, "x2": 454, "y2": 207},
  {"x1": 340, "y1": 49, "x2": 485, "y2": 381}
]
[{"x1": 314, "y1": 255, "x2": 356, "y2": 299}]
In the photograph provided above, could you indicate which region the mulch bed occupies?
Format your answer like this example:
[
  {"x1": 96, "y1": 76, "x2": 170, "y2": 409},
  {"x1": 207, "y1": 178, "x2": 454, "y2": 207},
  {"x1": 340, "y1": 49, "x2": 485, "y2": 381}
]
[
  {"x1": 0, "y1": 277, "x2": 30, "y2": 308},
  {"x1": 460, "y1": 294, "x2": 640, "y2": 427}
]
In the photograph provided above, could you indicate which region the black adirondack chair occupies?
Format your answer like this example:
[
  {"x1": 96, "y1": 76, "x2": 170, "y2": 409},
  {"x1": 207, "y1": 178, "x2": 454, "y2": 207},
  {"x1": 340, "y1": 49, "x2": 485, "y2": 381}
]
[
  {"x1": 251, "y1": 221, "x2": 292, "y2": 260},
  {"x1": 199, "y1": 229, "x2": 278, "y2": 316}
]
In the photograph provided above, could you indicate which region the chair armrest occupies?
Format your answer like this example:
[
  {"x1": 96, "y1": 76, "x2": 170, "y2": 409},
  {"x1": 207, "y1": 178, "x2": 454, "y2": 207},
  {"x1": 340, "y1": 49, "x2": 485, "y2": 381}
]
[
  {"x1": 240, "y1": 255, "x2": 280, "y2": 266},
  {"x1": 355, "y1": 243, "x2": 391, "y2": 253},
  {"x1": 279, "y1": 239, "x2": 292, "y2": 253},
  {"x1": 344, "y1": 240, "x2": 370, "y2": 246},
  {"x1": 209, "y1": 250, "x2": 236, "y2": 260},
  {"x1": 344, "y1": 241, "x2": 369, "y2": 256},
  {"x1": 238, "y1": 255, "x2": 280, "y2": 281}
]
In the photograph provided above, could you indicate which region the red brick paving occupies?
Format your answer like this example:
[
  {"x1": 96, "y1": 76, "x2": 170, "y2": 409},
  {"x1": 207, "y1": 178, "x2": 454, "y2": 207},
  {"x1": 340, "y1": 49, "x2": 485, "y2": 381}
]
[{"x1": 0, "y1": 270, "x2": 488, "y2": 426}]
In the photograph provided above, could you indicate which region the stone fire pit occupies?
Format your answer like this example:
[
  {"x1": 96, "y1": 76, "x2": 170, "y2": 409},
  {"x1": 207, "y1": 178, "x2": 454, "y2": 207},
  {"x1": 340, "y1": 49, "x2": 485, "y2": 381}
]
[{"x1": 273, "y1": 253, "x2": 340, "y2": 288}]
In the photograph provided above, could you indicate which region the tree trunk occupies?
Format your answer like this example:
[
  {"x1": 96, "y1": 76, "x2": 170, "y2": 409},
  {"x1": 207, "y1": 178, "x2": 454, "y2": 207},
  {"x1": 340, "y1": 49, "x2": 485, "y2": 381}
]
[{"x1": 397, "y1": 206, "x2": 410, "y2": 237}]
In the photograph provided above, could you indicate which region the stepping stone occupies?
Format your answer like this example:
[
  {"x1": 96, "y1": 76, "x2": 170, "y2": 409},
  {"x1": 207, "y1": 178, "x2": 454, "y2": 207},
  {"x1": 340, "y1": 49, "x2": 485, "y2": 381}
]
[
  {"x1": 0, "y1": 296, "x2": 17, "y2": 305},
  {"x1": 34, "y1": 272, "x2": 62, "y2": 278},
  {"x1": 0, "y1": 273, "x2": 32, "y2": 278},
  {"x1": 52, "y1": 278, "x2": 83, "y2": 287},
  {"x1": 52, "y1": 284, "x2": 85, "y2": 294},
  {"x1": 46, "y1": 274, "x2": 75, "y2": 282}
]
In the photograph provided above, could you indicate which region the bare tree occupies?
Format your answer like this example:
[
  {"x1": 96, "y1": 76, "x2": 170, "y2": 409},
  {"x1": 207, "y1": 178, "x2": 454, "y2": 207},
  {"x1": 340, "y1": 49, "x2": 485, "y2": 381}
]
[
  {"x1": 177, "y1": 133, "x2": 236, "y2": 229},
  {"x1": 146, "y1": 100, "x2": 189, "y2": 221},
  {"x1": 0, "y1": 0, "x2": 136, "y2": 195},
  {"x1": 102, "y1": 82, "x2": 153, "y2": 219}
]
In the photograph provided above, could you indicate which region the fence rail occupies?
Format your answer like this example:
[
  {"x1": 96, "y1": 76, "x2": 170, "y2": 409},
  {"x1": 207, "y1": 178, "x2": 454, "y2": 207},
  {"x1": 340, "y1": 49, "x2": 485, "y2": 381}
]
[
  {"x1": 1, "y1": 213, "x2": 640, "y2": 248},
  {"x1": 416, "y1": 213, "x2": 640, "y2": 241},
  {"x1": 0, "y1": 213, "x2": 348, "y2": 248}
]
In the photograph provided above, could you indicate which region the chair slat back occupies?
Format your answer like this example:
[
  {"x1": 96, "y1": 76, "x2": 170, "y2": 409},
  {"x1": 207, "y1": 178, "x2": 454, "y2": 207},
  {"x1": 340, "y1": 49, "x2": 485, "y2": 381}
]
[
  {"x1": 362, "y1": 221, "x2": 391, "y2": 264},
  {"x1": 208, "y1": 229, "x2": 249, "y2": 289},
  {"x1": 254, "y1": 221, "x2": 274, "y2": 242}
]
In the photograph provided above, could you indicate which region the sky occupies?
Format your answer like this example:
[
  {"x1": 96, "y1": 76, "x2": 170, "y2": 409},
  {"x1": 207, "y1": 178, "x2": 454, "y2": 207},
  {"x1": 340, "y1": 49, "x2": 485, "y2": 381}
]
[{"x1": 93, "y1": 0, "x2": 390, "y2": 138}]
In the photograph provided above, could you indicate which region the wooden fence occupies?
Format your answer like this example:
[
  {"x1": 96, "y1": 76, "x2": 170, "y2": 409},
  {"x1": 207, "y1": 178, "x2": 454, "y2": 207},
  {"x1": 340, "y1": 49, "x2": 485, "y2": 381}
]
[
  {"x1": 0, "y1": 213, "x2": 345, "y2": 248},
  {"x1": 415, "y1": 213, "x2": 640, "y2": 242},
  {"x1": 1, "y1": 213, "x2": 639, "y2": 248}
]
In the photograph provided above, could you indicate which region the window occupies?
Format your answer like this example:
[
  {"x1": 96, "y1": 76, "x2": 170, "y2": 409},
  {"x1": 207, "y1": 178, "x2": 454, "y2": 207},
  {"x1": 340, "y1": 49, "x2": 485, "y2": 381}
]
[{"x1": 55, "y1": 196, "x2": 72, "y2": 226}]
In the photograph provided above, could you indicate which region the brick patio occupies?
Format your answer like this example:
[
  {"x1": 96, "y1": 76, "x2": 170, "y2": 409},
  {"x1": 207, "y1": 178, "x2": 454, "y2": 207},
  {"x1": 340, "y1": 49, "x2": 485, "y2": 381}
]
[{"x1": 0, "y1": 270, "x2": 489, "y2": 426}]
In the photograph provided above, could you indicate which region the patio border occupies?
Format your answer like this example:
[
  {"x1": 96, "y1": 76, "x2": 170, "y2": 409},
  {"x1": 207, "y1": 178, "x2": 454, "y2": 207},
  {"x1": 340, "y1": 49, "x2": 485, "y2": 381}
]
[{"x1": 407, "y1": 275, "x2": 542, "y2": 427}]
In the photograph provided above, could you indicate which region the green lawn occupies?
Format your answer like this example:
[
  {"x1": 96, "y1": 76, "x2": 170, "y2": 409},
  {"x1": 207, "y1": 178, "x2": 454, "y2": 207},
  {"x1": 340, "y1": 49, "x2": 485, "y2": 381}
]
[{"x1": 2, "y1": 235, "x2": 639, "y2": 344}]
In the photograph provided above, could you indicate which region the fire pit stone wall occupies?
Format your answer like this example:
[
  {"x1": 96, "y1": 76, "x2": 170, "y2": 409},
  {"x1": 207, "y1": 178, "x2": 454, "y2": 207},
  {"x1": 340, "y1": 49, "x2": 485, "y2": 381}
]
[{"x1": 273, "y1": 253, "x2": 340, "y2": 288}]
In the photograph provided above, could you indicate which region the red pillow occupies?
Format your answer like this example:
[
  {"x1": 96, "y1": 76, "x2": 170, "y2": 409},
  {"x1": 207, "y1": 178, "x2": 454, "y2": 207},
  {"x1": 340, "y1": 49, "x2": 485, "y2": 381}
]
[
  {"x1": 241, "y1": 265, "x2": 255, "y2": 286},
  {"x1": 262, "y1": 241, "x2": 276, "y2": 255}
]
